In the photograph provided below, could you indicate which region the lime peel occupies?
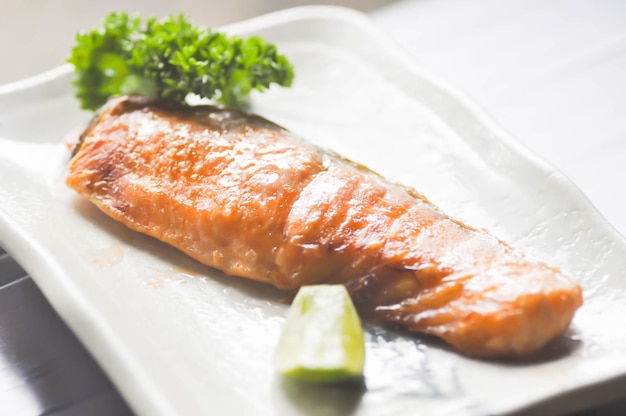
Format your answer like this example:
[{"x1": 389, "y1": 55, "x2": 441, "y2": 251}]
[{"x1": 274, "y1": 284, "x2": 365, "y2": 383}]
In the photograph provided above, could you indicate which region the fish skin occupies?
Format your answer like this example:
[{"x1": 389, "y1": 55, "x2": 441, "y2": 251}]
[{"x1": 67, "y1": 96, "x2": 582, "y2": 358}]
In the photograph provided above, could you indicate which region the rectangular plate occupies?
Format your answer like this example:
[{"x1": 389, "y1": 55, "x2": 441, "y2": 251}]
[{"x1": 1, "y1": 6, "x2": 626, "y2": 415}]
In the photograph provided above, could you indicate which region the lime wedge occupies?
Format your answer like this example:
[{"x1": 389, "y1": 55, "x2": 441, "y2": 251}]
[{"x1": 274, "y1": 285, "x2": 365, "y2": 383}]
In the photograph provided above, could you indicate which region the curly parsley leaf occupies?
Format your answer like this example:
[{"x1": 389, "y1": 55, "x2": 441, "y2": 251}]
[{"x1": 68, "y1": 12, "x2": 294, "y2": 110}]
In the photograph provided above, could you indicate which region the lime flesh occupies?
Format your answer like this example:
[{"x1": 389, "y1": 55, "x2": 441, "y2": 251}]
[{"x1": 274, "y1": 285, "x2": 365, "y2": 383}]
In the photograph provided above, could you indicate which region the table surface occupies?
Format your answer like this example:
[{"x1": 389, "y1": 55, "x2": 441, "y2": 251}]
[{"x1": 1, "y1": 0, "x2": 626, "y2": 414}]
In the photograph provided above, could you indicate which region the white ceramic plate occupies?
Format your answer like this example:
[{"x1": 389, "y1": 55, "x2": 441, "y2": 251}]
[{"x1": 1, "y1": 6, "x2": 626, "y2": 416}]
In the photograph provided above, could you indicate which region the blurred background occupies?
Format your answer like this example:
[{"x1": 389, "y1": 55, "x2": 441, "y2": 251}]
[
  {"x1": 0, "y1": 0, "x2": 395, "y2": 85},
  {"x1": 5, "y1": 0, "x2": 623, "y2": 234}
]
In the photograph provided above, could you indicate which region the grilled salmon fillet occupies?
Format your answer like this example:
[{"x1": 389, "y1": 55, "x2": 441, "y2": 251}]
[{"x1": 66, "y1": 96, "x2": 582, "y2": 358}]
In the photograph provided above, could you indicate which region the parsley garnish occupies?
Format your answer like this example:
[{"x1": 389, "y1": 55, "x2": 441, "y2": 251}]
[{"x1": 68, "y1": 12, "x2": 294, "y2": 110}]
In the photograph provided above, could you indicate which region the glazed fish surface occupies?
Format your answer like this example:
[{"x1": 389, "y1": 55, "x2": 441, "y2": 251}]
[{"x1": 66, "y1": 96, "x2": 582, "y2": 358}]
